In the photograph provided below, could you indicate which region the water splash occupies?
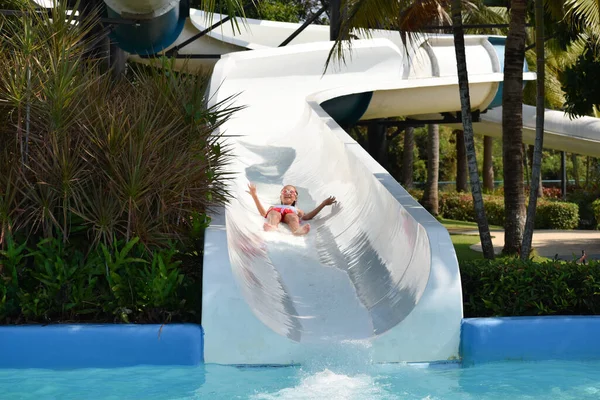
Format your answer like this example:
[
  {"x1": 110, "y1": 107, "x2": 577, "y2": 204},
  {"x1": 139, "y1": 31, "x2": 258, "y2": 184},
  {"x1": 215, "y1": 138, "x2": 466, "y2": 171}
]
[{"x1": 251, "y1": 369, "x2": 392, "y2": 400}]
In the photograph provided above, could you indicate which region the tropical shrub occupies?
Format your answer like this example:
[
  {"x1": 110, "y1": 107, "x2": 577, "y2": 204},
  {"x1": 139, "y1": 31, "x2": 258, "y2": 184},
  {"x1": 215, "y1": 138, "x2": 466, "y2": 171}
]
[
  {"x1": 436, "y1": 192, "x2": 578, "y2": 229},
  {"x1": 592, "y1": 199, "x2": 600, "y2": 229},
  {"x1": 0, "y1": 4, "x2": 235, "y2": 324},
  {"x1": 461, "y1": 258, "x2": 600, "y2": 317},
  {"x1": 569, "y1": 189, "x2": 600, "y2": 229},
  {"x1": 536, "y1": 201, "x2": 579, "y2": 230},
  {"x1": 0, "y1": 5, "x2": 236, "y2": 247},
  {"x1": 542, "y1": 187, "x2": 562, "y2": 199},
  {"x1": 0, "y1": 235, "x2": 199, "y2": 324}
]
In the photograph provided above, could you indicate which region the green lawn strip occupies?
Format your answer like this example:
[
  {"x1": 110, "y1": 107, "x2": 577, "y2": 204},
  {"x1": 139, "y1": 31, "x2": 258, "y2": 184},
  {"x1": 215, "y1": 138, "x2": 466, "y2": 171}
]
[
  {"x1": 448, "y1": 233, "x2": 549, "y2": 263},
  {"x1": 438, "y1": 217, "x2": 503, "y2": 233},
  {"x1": 449, "y1": 234, "x2": 483, "y2": 262}
]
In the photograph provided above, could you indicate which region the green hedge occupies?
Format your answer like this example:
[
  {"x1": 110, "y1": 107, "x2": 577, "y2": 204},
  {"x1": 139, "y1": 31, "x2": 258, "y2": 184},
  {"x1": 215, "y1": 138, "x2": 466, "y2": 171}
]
[
  {"x1": 0, "y1": 235, "x2": 203, "y2": 324},
  {"x1": 592, "y1": 199, "x2": 600, "y2": 229},
  {"x1": 437, "y1": 192, "x2": 579, "y2": 229},
  {"x1": 461, "y1": 258, "x2": 600, "y2": 317},
  {"x1": 536, "y1": 201, "x2": 579, "y2": 229}
]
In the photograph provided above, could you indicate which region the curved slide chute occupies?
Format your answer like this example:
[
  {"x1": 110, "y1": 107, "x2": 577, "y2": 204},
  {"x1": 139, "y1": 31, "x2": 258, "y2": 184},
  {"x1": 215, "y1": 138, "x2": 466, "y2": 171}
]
[{"x1": 200, "y1": 34, "x2": 508, "y2": 364}]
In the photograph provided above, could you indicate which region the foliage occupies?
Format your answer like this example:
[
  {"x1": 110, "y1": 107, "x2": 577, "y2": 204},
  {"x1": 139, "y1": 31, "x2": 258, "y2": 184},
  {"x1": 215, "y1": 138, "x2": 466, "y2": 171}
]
[
  {"x1": 191, "y1": 0, "x2": 328, "y2": 26},
  {"x1": 562, "y1": 46, "x2": 600, "y2": 118},
  {"x1": 591, "y1": 198, "x2": 600, "y2": 229},
  {"x1": 0, "y1": 235, "x2": 199, "y2": 324},
  {"x1": 461, "y1": 258, "x2": 600, "y2": 317},
  {"x1": 436, "y1": 192, "x2": 579, "y2": 229},
  {"x1": 535, "y1": 201, "x2": 579, "y2": 230},
  {"x1": 0, "y1": 4, "x2": 236, "y2": 248},
  {"x1": 567, "y1": 187, "x2": 600, "y2": 229},
  {"x1": 0, "y1": 4, "x2": 233, "y2": 325},
  {"x1": 242, "y1": 0, "x2": 327, "y2": 23}
]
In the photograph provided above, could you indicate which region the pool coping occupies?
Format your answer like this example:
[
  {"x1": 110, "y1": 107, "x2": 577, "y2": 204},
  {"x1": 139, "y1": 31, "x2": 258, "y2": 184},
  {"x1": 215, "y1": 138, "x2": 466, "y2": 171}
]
[
  {"x1": 461, "y1": 316, "x2": 600, "y2": 365},
  {"x1": 0, "y1": 323, "x2": 204, "y2": 369},
  {"x1": 2, "y1": 316, "x2": 600, "y2": 369}
]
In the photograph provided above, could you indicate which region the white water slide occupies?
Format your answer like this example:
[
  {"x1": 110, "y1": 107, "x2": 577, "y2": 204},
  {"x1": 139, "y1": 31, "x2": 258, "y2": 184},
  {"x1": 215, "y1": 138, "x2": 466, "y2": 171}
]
[{"x1": 122, "y1": 10, "x2": 600, "y2": 365}]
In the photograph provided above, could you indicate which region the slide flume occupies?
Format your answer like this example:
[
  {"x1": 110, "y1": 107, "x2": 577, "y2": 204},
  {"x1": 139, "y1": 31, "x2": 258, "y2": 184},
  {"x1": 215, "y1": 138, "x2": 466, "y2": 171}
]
[{"x1": 201, "y1": 37, "x2": 504, "y2": 365}]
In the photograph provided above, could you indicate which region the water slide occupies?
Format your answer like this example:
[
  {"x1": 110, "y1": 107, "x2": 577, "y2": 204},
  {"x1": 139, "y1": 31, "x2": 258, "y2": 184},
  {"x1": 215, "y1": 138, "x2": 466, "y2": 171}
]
[{"x1": 62, "y1": 3, "x2": 599, "y2": 365}]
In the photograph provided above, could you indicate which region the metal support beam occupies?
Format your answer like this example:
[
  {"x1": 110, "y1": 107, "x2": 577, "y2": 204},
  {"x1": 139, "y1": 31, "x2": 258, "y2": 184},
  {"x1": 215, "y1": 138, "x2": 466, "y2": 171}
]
[
  {"x1": 164, "y1": 3, "x2": 254, "y2": 56},
  {"x1": 165, "y1": 15, "x2": 234, "y2": 56},
  {"x1": 278, "y1": 6, "x2": 327, "y2": 47},
  {"x1": 356, "y1": 111, "x2": 480, "y2": 128}
]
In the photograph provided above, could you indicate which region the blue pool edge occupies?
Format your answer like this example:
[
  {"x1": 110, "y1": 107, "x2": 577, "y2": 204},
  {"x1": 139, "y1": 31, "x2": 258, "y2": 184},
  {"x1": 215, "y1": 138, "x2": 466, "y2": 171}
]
[
  {"x1": 0, "y1": 323, "x2": 204, "y2": 369},
  {"x1": 461, "y1": 316, "x2": 600, "y2": 365},
  {"x1": 3, "y1": 317, "x2": 600, "y2": 369}
]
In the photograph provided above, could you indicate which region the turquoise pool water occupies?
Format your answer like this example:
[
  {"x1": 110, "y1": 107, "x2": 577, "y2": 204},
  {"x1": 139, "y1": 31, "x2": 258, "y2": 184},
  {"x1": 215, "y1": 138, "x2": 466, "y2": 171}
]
[{"x1": 1, "y1": 360, "x2": 600, "y2": 399}]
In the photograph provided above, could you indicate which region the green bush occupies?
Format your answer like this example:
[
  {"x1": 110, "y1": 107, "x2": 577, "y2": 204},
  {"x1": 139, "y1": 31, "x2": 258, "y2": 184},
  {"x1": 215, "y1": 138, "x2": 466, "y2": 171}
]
[
  {"x1": 439, "y1": 193, "x2": 475, "y2": 222},
  {"x1": 461, "y1": 258, "x2": 600, "y2": 317},
  {"x1": 436, "y1": 192, "x2": 579, "y2": 229},
  {"x1": 483, "y1": 196, "x2": 505, "y2": 226},
  {"x1": 0, "y1": 5, "x2": 234, "y2": 248},
  {"x1": 591, "y1": 199, "x2": 600, "y2": 229},
  {"x1": 567, "y1": 189, "x2": 599, "y2": 229},
  {"x1": 536, "y1": 200, "x2": 579, "y2": 229},
  {"x1": 0, "y1": 235, "x2": 199, "y2": 324},
  {"x1": 0, "y1": 5, "x2": 228, "y2": 325}
]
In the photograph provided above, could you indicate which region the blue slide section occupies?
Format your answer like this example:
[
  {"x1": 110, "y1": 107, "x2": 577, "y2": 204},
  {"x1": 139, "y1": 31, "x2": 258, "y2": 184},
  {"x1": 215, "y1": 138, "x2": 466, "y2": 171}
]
[{"x1": 105, "y1": 0, "x2": 190, "y2": 55}]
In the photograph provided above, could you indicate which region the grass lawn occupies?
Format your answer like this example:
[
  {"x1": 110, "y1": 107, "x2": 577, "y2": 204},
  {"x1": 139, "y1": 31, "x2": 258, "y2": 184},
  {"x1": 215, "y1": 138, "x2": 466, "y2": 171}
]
[
  {"x1": 438, "y1": 218, "x2": 496, "y2": 261},
  {"x1": 440, "y1": 219, "x2": 549, "y2": 263},
  {"x1": 438, "y1": 217, "x2": 503, "y2": 233},
  {"x1": 448, "y1": 234, "x2": 484, "y2": 262}
]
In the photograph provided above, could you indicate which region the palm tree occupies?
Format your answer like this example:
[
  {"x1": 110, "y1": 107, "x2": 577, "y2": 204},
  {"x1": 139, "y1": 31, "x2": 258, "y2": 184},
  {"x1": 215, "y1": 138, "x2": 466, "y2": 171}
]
[
  {"x1": 450, "y1": 0, "x2": 495, "y2": 258},
  {"x1": 521, "y1": 0, "x2": 545, "y2": 260},
  {"x1": 483, "y1": 136, "x2": 494, "y2": 191},
  {"x1": 422, "y1": 124, "x2": 440, "y2": 215},
  {"x1": 326, "y1": 0, "x2": 496, "y2": 258},
  {"x1": 455, "y1": 129, "x2": 468, "y2": 192},
  {"x1": 500, "y1": 0, "x2": 527, "y2": 255}
]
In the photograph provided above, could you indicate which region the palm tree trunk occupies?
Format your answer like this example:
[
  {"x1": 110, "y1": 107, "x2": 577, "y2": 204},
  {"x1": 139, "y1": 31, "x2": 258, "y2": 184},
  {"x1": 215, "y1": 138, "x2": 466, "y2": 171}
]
[
  {"x1": 455, "y1": 129, "x2": 468, "y2": 192},
  {"x1": 422, "y1": 124, "x2": 439, "y2": 215},
  {"x1": 521, "y1": 0, "x2": 544, "y2": 260},
  {"x1": 483, "y1": 136, "x2": 494, "y2": 192},
  {"x1": 451, "y1": 0, "x2": 495, "y2": 259},
  {"x1": 523, "y1": 144, "x2": 530, "y2": 187},
  {"x1": 502, "y1": 0, "x2": 527, "y2": 255},
  {"x1": 572, "y1": 153, "x2": 580, "y2": 188},
  {"x1": 527, "y1": 144, "x2": 543, "y2": 197},
  {"x1": 402, "y1": 126, "x2": 414, "y2": 189}
]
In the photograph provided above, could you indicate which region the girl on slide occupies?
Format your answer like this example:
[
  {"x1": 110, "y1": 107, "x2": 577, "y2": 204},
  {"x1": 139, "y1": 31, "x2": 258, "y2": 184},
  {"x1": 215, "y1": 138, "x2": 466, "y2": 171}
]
[{"x1": 247, "y1": 183, "x2": 336, "y2": 236}]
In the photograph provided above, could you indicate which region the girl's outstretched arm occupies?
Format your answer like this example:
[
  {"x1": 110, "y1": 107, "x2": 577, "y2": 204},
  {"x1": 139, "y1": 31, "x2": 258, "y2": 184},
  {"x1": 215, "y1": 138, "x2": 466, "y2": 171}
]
[
  {"x1": 247, "y1": 183, "x2": 268, "y2": 217},
  {"x1": 302, "y1": 196, "x2": 336, "y2": 220}
]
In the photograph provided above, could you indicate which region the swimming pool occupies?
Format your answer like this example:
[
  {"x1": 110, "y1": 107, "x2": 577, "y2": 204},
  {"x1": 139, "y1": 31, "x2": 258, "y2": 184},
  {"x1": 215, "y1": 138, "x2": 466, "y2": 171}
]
[
  {"x1": 2, "y1": 360, "x2": 600, "y2": 399},
  {"x1": 2, "y1": 318, "x2": 600, "y2": 399}
]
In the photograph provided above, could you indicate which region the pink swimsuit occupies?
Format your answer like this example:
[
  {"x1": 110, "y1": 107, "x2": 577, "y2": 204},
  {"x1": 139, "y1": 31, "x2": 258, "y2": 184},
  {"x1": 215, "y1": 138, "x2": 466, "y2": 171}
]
[{"x1": 265, "y1": 205, "x2": 298, "y2": 219}]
